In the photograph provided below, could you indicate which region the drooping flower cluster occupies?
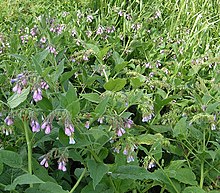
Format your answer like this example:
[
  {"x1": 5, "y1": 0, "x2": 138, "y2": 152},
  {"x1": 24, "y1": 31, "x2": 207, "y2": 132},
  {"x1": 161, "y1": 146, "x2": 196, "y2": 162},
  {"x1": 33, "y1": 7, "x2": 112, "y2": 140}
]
[
  {"x1": 58, "y1": 157, "x2": 68, "y2": 172},
  {"x1": 123, "y1": 144, "x2": 137, "y2": 163},
  {"x1": 2, "y1": 116, "x2": 13, "y2": 135},
  {"x1": 40, "y1": 157, "x2": 49, "y2": 168},
  {"x1": 11, "y1": 73, "x2": 27, "y2": 94},
  {"x1": 41, "y1": 119, "x2": 52, "y2": 134},
  {"x1": 115, "y1": 118, "x2": 134, "y2": 137},
  {"x1": 30, "y1": 119, "x2": 40, "y2": 132},
  {"x1": 33, "y1": 81, "x2": 49, "y2": 102},
  {"x1": 64, "y1": 119, "x2": 75, "y2": 144}
]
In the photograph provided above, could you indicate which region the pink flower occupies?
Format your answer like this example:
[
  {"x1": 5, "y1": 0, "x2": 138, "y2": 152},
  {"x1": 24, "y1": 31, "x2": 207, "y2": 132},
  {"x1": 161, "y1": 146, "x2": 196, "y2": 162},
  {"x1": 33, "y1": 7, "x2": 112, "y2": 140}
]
[
  {"x1": 69, "y1": 136, "x2": 76, "y2": 144},
  {"x1": 58, "y1": 160, "x2": 67, "y2": 172},
  {"x1": 85, "y1": 121, "x2": 90, "y2": 129},
  {"x1": 30, "y1": 119, "x2": 40, "y2": 132},
  {"x1": 65, "y1": 127, "x2": 72, "y2": 136},
  {"x1": 125, "y1": 119, "x2": 133, "y2": 128},
  {"x1": 4, "y1": 116, "x2": 13, "y2": 126},
  {"x1": 64, "y1": 121, "x2": 74, "y2": 137},
  {"x1": 41, "y1": 121, "x2": 52, "y2": 134},
  {"x1": 127, "y1": 155, "x2": 134, "y2": 163},
  {"x1": 116, "y1": 128, "x2": 125, "y2": 137},
  {"x1": 33, "y1": 88, "x2": 42, "y2": 102},
  {"x1": 12, "y1": 83, "x2": 22, "y2": 94},
  {"x1": 40, "y1": 157, "x2": 49, "y2": 168},
  {"x1": 45, "y1": 124, "x2": 51, "y2": 134}
]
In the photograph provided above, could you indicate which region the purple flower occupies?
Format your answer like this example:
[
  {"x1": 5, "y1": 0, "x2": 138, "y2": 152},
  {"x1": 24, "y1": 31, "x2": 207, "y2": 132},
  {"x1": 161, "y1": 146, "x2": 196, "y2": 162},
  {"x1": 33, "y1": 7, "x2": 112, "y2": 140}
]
[
  {"x1": 118, "y1": 10, "x2": 123, "y2": 16},
  {"x1": 4, "y1": 116, "x2": 13, "y2": 126},
  {"x1": 40, "y1": 157, "x2": 49, "y2": 168},
  {"x1": 30, "y1": 119, "x2": 40, "y2": 132},
  {"x1": 85, "y1": 121, "x2": 90, "y2": 129},
  {"x1": 40, "y1": 81, "x2": 49, "y2": 89},
  {"x1": 40, "y1": 37, "x2": 46, "y2": 43},
  {"x1": 71, "y1": 29, "x2": 77, "y2": 37},
  {"x1": 127, "y1": 155, "x2": 134, "y2": 163},
  {"x1": 113, "y1": 147, "x2": 120, "y2": 154},
  {"x1": 96, "y1": 26, "x2": 104, "y2": 35},
  {"x1": 65, "y1": 127, "x2": 72, "y2": 136},
  {"x1": 64, "y1": 120, "x2": 74, "y2": 137},
  {"x1": 33, "y1": 88, "x2": 42, "y2": 102},
  {"x1": 41, "y1": 121, "x2": 52, "y2": 134},
  {"x1": 123, "y1": 148, "x2": 128, "y2": 155},
  {"x1": 69, "y1": 136, "x2": 76, "y2": 144},
  {"x1": 86, "y1": 15, "x2": 93, "y2": 22},
  {"x1": 83, "y1": 54, "x2": 89, "y2": 61},
  {"x1": 86, "y1": 30, "x2": 92, "y2": 38},
  {"x1": 125, "y1": 119, "x2": 133, "y2": 128},
  {"x1": 142, "y1": 113, "x2": 154, "y2": 122},
  {"x1": 2, "y1": 128, "x2": 12, "y2": 135},
  {"x1": 11, "y1": 78, "x2": 18, "y2": 83},
  {"x1": 98, "y1": 117, "x2": 104, "y2": 124},
  {"x1": 116, "y1": 127, "x2": 125, "y2": 137},
  {"x1": 12, "y1": 83, "x2": 22, "y2": 94},
  {"x1": 45, "y1": 124, "x2": 51, "y2": 134},
  {"x1": 58, "y1": 160, "x2": 67, "y2": 172},
  {"x1": 30, "y1": 27, "x2": 38, "y2": 37}
]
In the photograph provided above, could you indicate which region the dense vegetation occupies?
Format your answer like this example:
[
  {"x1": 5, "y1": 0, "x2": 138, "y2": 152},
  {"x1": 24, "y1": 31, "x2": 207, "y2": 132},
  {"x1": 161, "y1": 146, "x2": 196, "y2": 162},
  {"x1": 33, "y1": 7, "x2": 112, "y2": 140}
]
[{"x1": 0, "y1": 0, "x2": 220, "y2": 192}]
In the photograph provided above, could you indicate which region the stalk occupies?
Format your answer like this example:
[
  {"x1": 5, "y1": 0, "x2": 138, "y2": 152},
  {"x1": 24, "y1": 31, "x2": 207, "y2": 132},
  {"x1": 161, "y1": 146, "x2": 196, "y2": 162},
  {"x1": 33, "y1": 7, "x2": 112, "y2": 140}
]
[
  {"x1": 24, "y1": 119, "x2": 33, "y2": 187},
  {"x1": 200, "y1": 129, "x2": 206, "y2": 188},
  {"x1": 69, "y1": 168, "x2": 86, "y2": 193}
]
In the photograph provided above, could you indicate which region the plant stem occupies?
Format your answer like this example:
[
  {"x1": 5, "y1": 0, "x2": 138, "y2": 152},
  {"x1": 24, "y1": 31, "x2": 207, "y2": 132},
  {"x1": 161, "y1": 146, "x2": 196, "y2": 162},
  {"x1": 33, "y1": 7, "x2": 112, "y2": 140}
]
[
  {"x1": 109, "y1": 175, "x2": 117, "y2": 193},
  {"x1": 24, "y1": 119, "x2": 33, "y2": 187},
  {"x1": 200, "y1": 129, "x2": 206, "y2": 188},
  {"x1": 69, "y1": 168, "x2": 86, "y2": 193}
]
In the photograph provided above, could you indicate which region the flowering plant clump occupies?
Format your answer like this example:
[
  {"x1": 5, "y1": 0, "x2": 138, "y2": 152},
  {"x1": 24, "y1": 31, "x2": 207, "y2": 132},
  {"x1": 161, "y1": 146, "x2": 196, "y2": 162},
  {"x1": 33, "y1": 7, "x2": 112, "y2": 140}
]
[{"x1": 0, "y1": 1, "x2": 220, "y2": 193}]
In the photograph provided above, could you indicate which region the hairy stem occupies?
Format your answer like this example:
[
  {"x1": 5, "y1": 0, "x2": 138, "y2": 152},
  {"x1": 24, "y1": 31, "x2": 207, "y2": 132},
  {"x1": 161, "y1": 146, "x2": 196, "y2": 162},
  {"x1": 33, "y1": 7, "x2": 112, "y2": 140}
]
[
  {"x1": 24, "y1": 119, "x2": 33, "y2": 187},
  {"x1": 69, "y1": 168, "x2": 86, "y2": 193}
]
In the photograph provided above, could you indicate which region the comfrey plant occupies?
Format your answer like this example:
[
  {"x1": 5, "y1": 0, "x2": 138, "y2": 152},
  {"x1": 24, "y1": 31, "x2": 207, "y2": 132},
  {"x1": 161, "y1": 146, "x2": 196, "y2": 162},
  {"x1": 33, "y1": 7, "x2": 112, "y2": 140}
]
[{"x1": 0, "y1": 0, "x2": 220, "y2": 193}]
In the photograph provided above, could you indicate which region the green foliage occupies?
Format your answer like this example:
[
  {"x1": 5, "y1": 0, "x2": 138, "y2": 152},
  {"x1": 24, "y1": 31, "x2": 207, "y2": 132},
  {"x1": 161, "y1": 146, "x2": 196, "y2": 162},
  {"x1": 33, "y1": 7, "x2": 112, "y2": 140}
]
[{"x1": 0, "y1": 0, "x2": 220, "y2": 192}]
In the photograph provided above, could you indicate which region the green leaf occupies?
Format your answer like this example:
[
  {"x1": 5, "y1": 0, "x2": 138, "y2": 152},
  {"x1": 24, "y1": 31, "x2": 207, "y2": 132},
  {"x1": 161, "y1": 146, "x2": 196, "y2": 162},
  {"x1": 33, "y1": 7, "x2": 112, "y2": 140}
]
[
  {"x1": 82, "y1": 182, "x2": 114, "y2": 193},
  {"x1": 60, "y1": 70, "x2": 75, "y2": 84},
  {"x1": 112, "y1": 51, "x2": 124, "y2": 65},
  {"x1": 0, "y1": 150, "x2": 22, "y2": 168},
  {"x1": 111, "y1": 165, "x2": 157, "y2": 180},
  {"x1": 51, "y1": 59, "x2": 65, "y2": 82},
  {"x1": 7, "y1": 87, "x2": 30, "y2": 108},
  {"x1": 171, "y1": 168, "x2": 197, "y2": 185},
  {"x1": 151, "y1": 141, "x2": 162, "y2": 161},
  {"x1": 95, "y1": 96, "x2": 109, "y2": 116},
  {"x1": 136, "y1": 133, "x2": 164, "y2": 145},
  {"x1": 34, "y1": 49, "x2": 49, "y2": 64},
  {"x1": 104, "y1": 78, "x2": 126, "y2": 92},
  {"x1": 85, "y1": 43, "x2": 100, "y2": 54},
  {"x1": 5, "y1": 174, "x2": 44, "y2": 191},
  {"x1": 10, "y1": 54, "x2": 28, "y2": 63},
  {"x1": 87, "y1": 159, "x2": 108, "y2": 189},
  {"x1": 37, "y1": 97, "x2": 52, "y2": 111},
  {"x1": 32, "y1": 158, "x2": 56, "y2": 183},
  {"x1": 130, "y1": 77, "x2": 143, "y2": 88},
  {"x1": 150, "y1": 125, "x2": 171, "y2": 133},
  {"x1": 80, "y1": 93, "x2": 100, "y2": 103},
  {"x1": 167, "y1": 160, "x2": 186, "y2": 170},
  {"x1": 0, "y1": 161, "x2": 3, "y2": 175},
  {"x1": 173, "y1": 117, "x2": 188, "y2": 138},
  {"x1": 68, "y1": 150, "x2": 84, "y2": 163},
  {"x1": 32, "y1": 49, "x2": 49, "y2": 74},
  {"x1": 84, "y1": 127, "x2": 109, "y2": 141},
  {"x1": 67, "y1": 100, "x2": 80, "y2": 118},
  {"x1": 182, "y1": 186, "x2": 205, "y2": 193},
  {"x1": 25, "y1": 182, "x2": 68, "y2": 193},
  {"x1": 66, "y1": 83, "x2": 78, "y2": 102}
]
